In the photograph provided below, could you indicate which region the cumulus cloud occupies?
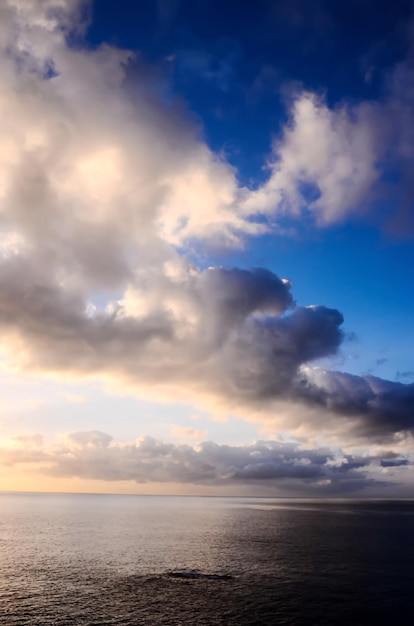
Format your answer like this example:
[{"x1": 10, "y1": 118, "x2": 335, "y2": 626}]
[
  {"x1": 241, "y1": 92, "x2": 382, "y2": 224},
  {"x1": 242, "y1": 60, "x2": 414, "y2": 235},
  {"x1": 0, "y1": 0, "x2": 413, "y2": 448},
  {"x1": 294, "y1": 369, "x2": 414, "y2": 442},
  {"x1": 1, "y1": 252, "x2": 412, "y2": 442},
  {"x1": 0, "y1": 430, "x2": 406, "y2": 493},
  {"x1": 0, "y1": 0, "x2": 267, "y2": 281}
]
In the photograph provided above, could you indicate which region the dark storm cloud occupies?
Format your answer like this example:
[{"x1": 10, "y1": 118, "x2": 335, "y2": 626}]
[
  {"x1": 211, "y1": 304, "x2": 344, "y2": 402},
  {"x1": 292, "y1": 370, "x2": 414, "y2": 442}
]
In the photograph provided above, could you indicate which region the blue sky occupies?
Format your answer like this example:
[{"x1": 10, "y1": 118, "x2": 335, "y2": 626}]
[{"x1": 0, "y1": 0, "x2": 413, "y2": 496}]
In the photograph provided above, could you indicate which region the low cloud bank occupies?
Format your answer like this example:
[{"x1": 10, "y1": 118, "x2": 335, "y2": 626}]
[{"x1": 1, "y1": 430, "x2": 408, "y2": 493}]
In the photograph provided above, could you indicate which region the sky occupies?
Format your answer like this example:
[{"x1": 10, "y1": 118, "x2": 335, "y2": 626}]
[{"x1": 0, "y1": 0, "x2": 413, "y2": 497}]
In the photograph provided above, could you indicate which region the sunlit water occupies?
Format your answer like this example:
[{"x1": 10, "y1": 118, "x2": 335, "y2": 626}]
[{"x1": 1, "y1": 494, "x2": 413, "y2": 624}]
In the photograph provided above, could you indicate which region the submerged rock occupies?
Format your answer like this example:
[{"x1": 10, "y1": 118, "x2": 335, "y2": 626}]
[{"x1": 166, "y1": 571, "x2": 233, "y2": 580}]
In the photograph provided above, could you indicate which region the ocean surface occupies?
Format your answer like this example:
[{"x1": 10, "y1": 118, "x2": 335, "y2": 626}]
[{"x1": 1, "y1": 495, "x2": 413, "y2": 625}]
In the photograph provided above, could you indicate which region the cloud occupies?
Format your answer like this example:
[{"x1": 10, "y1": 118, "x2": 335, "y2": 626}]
[
  {"x1": 0, "y1": 0, "x2": 413, "y2": 448},
  {"x1": 1, "y1": 252, "x2": 412, "y2": 443},
  {"x1": 12, "y1": 433, "x2": 43, "y2": 448},
  {"x1": 241, "y1": 92, "x2": 382, "y2": 225},
  {"x1": 169, "y1": 425, "x2": 209, "y2": 441},
  {"x1": 396, "y1": 370, "x2": 414, "y2": 382},
  {"x1": 380, "y1": 458, "x2": 409, "y2": 468},
  {"x1": 294, "y1": 369, "x2": 414, "y2": 443},
  {"x1": 0, "y1": 430, "x2": 405, "y2": 494},
  {"x1": 242, "y1": 58, "x2": 414, "y2": 236},
  {"x1": 0, "y1": 0, "x2": 265, "y2": 294},
  {"x1": 64, "y1": 430, "x2": 113, "y2": 448}
]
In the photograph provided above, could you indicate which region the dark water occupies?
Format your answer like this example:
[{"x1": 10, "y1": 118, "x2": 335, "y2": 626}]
[{"x1": 1, "y1": 495, "x2": 413, "y2": 625}]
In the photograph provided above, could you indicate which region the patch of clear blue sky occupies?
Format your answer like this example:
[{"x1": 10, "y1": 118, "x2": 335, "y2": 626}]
[
  {"x1": 83, "y1": 0, "x2": 414, "y2": 382},
  {"x1": 86, "y1": 0, "x2": 412, "y2": 179}
]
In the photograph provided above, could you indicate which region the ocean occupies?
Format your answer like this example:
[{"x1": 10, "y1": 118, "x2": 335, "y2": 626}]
[{"x1": 0, "y1": 494, "x2": 413, "y2": 625}]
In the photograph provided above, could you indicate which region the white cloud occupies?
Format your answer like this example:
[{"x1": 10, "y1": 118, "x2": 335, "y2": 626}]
[{"x1": 242, "y1": 92, "x2": 381, "y2": 224}]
